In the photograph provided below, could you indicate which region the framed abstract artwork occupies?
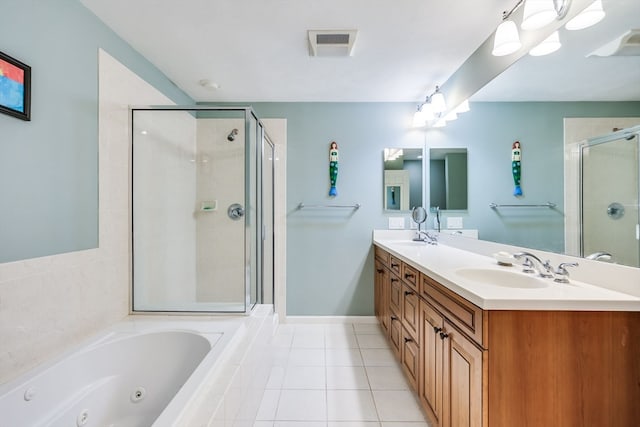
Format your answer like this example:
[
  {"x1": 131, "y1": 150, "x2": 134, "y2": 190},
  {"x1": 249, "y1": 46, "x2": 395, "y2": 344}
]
[{"x1": 0, "y1": 50, "x2": 31, "y2": 121}]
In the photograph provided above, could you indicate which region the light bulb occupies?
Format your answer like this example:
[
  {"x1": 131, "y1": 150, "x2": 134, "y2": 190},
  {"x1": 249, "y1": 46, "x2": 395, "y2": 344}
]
[{"x1": 431, "y1": 91, "x2": 447, "y2": 113}]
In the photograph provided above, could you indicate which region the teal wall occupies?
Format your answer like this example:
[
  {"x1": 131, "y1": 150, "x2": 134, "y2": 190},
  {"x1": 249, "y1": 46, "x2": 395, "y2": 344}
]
[
  {"x1": 0, "y1": 0, "x2": 192, "y2": 263},
  {"x1": 251, "y1": 101, "x2": 640, "y2": 315}
]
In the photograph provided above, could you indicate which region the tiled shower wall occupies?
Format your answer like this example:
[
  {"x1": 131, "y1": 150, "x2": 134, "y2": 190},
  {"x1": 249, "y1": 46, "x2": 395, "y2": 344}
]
[{"x1": 0, "y1": 50, "x2": 176, "y2": 384}]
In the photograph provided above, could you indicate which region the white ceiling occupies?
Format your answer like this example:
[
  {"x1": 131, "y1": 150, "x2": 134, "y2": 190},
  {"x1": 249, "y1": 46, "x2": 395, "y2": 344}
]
[{"x1": 80, "y1": 0, "x2": 639, "y2": 103}]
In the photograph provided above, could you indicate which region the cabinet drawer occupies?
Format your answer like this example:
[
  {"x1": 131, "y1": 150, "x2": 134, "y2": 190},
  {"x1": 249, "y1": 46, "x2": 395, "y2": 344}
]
[
  {"x1": 402, "y1": 262, "x2": 419, "y2": 292},
  {"x1": 374, "y1": 246, "x2": 390, "y2": 265},
  {"x1": 389, "y1": 255, "x2": 402, "y2": 275},
  {"x1": 402, "y1": 284, "x2": 419, "y2": 341},
  {"x1": 420, "y1": 273, "x2": 484, "y2": 346}
]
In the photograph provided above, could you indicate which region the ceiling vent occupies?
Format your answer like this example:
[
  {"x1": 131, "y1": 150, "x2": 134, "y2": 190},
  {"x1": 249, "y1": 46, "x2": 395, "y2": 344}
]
[
  {"x1": 588, "y1": 29, "x2": 640, "y2": 57},
  {"x1": 308, "y1": 30, "x2": 358, "y2": 57}
]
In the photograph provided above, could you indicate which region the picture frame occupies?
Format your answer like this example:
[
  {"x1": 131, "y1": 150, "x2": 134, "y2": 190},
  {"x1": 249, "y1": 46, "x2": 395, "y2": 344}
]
[{"x1": 0, "y1": 50, "x2": 31, "y2": 121}]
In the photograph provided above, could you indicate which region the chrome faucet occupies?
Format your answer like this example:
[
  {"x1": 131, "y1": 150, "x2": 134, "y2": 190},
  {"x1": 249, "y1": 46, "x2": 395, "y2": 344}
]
[
  {"x1": 585, "y1": 252, "x2": 612, "y2": 261},
  {"x1": 513, "y1": 252, "x2": 554, "y2": 278},
  {"x1": 416, "y1": 230, "x2": 438, "y2": 245},
  {"x1": 553, "y1": 262, "x2": 579, "y2": 283}
]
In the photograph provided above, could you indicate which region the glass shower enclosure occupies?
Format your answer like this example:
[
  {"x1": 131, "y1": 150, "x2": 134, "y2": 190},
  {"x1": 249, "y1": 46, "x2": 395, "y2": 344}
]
[
  {"x1": 581, "y1": 125, "x2": 640, "y2": 267},
  {"x1": 131, "y1": 106, "x2": 274, "y2": 314}
]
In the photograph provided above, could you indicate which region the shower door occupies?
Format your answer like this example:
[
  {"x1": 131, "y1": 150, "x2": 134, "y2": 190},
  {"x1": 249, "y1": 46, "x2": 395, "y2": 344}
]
[
  {"x1": 131, "y1": 107, "x2": 262, "y2": 313},
  {"x1": 581, "y1": 130, "x2": 640, "y2": 267}
]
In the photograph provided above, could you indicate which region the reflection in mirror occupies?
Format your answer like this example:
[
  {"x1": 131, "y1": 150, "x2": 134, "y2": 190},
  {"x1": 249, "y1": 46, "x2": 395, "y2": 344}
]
[
  {"x1": 429, "y1": 148, "x2": 467, "y2": 210},
  {"x1": 383, "y1": 148, "x2": 423, "y2": 211},
  {"x1": 580, "y1": 126, "x2": 639, "y2": 268}
]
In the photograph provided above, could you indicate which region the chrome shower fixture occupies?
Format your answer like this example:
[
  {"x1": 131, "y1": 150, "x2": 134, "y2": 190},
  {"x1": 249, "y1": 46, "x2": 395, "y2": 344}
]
[{"x1": 227, "y1": 128, "x2": 239, "y2": 142}]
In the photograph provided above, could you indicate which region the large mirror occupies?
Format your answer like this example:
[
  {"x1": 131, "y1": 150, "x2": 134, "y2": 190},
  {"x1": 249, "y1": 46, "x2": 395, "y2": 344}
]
[
  {"x1": 383, "y1": 148, "x2": 423, "y2": 211},
  {"x1": 444, "y1": 0, "x2": 640, "y2": 267},
  {"x1": 429, "y1": 148, "x2": 467, "y2": 211}
]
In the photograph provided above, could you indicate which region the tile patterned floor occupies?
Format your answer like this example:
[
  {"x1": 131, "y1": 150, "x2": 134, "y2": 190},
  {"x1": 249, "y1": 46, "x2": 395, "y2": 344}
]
[{"x1": 253, "y1": 322, "x2": 432, "y2": 427}]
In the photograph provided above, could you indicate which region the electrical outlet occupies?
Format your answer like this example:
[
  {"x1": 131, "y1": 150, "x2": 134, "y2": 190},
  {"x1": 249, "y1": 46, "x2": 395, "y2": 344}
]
[
  {"x1": 388, "y1": 217, "x2": 405, "y2": 230},
  {"x1": 447, "y1": 217, "x2": 463, "y2": 229}
]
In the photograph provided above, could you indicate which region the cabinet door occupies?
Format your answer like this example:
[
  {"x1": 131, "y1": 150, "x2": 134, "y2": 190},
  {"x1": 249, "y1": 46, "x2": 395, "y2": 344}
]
[
  {"x1": 374, "y1": 260, "x2": 388, "y2": 331},
  {"x1": 402, "y1": 327, "x2": 420, "y2": 392},
  {"x1": 402, "y1": 284, "x2": 420, "y2": 340},
  {"x1": 442, "y1": 320, "x2": 483, "y2": 427},
  {"x1": 419, "y1": 300, "x2": 444, "y2": 425},
  {"x1": 389, "y1": 314, "x2": 402, "y2": 360},
  {"x1": 389, "y1": 273, "x2": 402, "y2": 317}
]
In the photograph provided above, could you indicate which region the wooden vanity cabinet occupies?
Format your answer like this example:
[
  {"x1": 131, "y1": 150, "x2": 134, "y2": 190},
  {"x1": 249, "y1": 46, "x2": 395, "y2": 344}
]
[
  {"x1": 419, "y1": 279, "x2": 486, "y2": 427},
  {"x1": 374, "y1": 245, "x2": 640, "y2": 427}
]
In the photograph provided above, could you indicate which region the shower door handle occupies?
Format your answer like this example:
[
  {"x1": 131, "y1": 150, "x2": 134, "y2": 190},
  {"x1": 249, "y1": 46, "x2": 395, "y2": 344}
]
[{"x1": 228, "y1": 203, "x2": 245, "y2": 220}]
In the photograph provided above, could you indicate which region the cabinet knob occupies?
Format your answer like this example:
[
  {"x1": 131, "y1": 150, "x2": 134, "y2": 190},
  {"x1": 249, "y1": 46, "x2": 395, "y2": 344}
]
[
  {"x1": 376, "y1": 269, "x2": 384, "y2": 273},
  {"x1": 404, "y1": 337, "x2": 414, "y2": 343},
  {"x1": 404, "y1": 290, "x2": 414, "y2": 296},
  {"x1": 391, "y1": 315, "x2": 398, "y2": 321},
  {"x1": 391, "y1": 263, "x2": 399, "y2": 268},
  {"x1": 439, "y1": 331, "x2": 449, "y2": 340},
  {"x1": 405, "y1": 273, "x2": 415, "y2": 279},
  {"x1": 391, "y1": 278, "x2": 399, "y2": 282},
  {"x1": 433, "y1": 326, "x2": 442, "y2": 334}
]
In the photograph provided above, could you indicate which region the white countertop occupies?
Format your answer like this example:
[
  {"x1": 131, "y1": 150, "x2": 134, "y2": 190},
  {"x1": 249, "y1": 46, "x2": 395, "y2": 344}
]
[{"x1": 373, "y1": 235, "x2": 640, "y2": 311}]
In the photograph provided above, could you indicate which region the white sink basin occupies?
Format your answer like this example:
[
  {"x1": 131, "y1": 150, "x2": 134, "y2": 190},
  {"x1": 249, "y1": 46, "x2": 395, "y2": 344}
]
[
  {"x1": 454, "y1": 268, "x2": 549, "y2": 289},
  {"x1": 391, "y1": 241, "x2": 429, "y2": 247}
]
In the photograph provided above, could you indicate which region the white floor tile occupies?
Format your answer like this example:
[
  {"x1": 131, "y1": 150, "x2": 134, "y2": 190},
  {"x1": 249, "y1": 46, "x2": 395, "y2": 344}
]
[
  {"x1": 326, "y1": 333, "x2": 359, "y2": 349},
  {"x1": 365, "y1": 366, "x2": 410, "y2": 390},
  {"x1": 266, "y1": 366, "x2": 286, "y2": 389},
  {"x1": 327, "y1": 366, "x2": 370, "y2": 390},
  {"x1": 353, "y1": 324, "x2": 383, "y2": 334},
  {"x1": 255, "y1": 389, "x2": 281, "y2": 420},
  {"x1": 381, "y1": 422, "x2": 431, "y2": 427},
  {"x1": 274, "y1": 422, "x2": 327, "y2": 427},
  {"x1": 271, "y1": 333, "x2": 293, "y2": 348},
  {"x1": 282, "y1": 366, "x2": 326, "y2": 389},
  {"x1": 356, "y1": 334, "x2": 389, "y2": 349},
  {"x1": 326, "y1": 348, "x2": 363, "y2": 366},
  {"x1": 325, "y1": 324, "x2": 356, "y2": 334},
  {"x1": 276, "y1": 389, "x2": 327, "y2": 421},
  {"x1": 292, "y1": 332, "x2": 325, "y2": 348},
  {"x1": 327, "y1": 390, "x2": 378, "y2": 421},
  {"x1": 360, "y1": 349, "x2": 396, "y2": 367},
  {"x1": 329, "y1": 422, "x2": 381, "y2": 427},
  {"x1": 373, "y1": 391, "x2": 426, "y2": 422},
  {"x1": 288, "y1": 348, "x2": 326, "y2": 366}
]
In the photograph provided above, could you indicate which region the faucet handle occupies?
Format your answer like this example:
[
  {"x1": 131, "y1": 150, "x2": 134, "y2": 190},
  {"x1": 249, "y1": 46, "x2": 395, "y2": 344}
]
[
  {"x1": 520, "y1": 257, "x2": 535, "y2": 274},
  {"x1": 554, "y1": 262, "x2": 579, "y2": 283}
]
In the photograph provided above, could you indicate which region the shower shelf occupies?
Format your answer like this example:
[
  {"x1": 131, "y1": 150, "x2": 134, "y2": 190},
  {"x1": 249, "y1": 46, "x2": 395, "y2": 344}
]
[
  {"x1": 297, "y1": 202, "x2": 361, "y2": 210},
  {"x1": 490, "y1": 202, "x2": 556, "y2": 209}
]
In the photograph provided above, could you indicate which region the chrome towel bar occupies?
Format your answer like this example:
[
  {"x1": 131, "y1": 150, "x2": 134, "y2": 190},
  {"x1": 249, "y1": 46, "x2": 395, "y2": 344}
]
[
  {"x1": 297, "y1": 203, "x2": 361, "y2": 210},
  {"x1": 490, "y1": 202, "x2": 556, "y2": 209}
]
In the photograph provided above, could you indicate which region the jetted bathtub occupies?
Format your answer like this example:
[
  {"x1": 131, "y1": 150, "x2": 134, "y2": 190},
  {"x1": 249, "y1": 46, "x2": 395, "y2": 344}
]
[{"x1": 0, "y1": 317, "x2": 242, "y2": 427}]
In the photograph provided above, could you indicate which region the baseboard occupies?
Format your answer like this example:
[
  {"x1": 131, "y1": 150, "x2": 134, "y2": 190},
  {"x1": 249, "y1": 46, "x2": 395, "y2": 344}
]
[{"x1": 283, "y1": 315, "x2": 377, "y2": 324}]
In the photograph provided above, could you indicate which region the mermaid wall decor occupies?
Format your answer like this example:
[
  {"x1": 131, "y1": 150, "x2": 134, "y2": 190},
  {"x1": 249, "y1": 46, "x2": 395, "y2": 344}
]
[
  {"x1": 512, "y1": 141, "x2": 522, "y2": 196},
  {"x1": 329, "y1": 141, "x2": 339, "y2": 196}
]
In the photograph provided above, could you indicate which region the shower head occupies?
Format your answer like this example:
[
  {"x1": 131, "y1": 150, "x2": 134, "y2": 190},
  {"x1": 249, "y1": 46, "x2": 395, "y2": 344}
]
[{"x1": 227, "y1": 129, "x2": 239, "y2": 142}]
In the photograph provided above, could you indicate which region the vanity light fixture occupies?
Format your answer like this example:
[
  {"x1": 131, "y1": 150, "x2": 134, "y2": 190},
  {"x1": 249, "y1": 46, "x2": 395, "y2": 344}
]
[
  {"x1": 522, "y1": 0, "x2": 567, "y2": 30},
  {"x1": 529, "y1": 30, "x2": 562, "y2": 55},
  {"x1": 433, "y1": 118, "x2": 447, "y2": 128},
  {"x1": 444, "y1": 110, "x2": 458, "y2": 121},
  {"x1": 492, "y1": 0, "x2": 525, "y2": 56},
  {"x1": 565, "y1": 0, "x2": 605, "y2": 30},
  {"x1": 454, "y1": 99, "x2": 470, "y2": 113},
  {"x1": 430, "y1": 86, "x2": 447, "y2": 113},
  {"x1": 412, "y1": 106, "x2": 427, "y2": 127}
]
